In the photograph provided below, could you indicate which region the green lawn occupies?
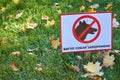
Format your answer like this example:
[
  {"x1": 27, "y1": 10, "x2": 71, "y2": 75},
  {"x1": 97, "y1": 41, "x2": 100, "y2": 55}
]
[{"x1": 0, "y1": 0, "x2": 120, "y2": 80}]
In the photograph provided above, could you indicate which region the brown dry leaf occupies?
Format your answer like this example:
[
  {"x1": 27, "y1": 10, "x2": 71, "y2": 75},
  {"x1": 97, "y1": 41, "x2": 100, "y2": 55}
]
[
  {"x1": 10, "y1": 61, "x2": 19, "y2": 71},
  {"x1": 26, "y1": 23, "x2": 38, "y2": 29},
  {"x1": 21, "y1": 27, "x2": 26, "y2": 32},
  {"x1": 105, "y1": 2, "x2": 112, "y2": 11},
  {"x1": 45, "y1": 20, "x2": 55, "y2": 27},
  {"x1": 79, "y1": 5, "x2": 85, "y2": 11},
  {"x1": 84, "y1": 61, "x2": 104, "y2": 79},
  {"x1": 65, "y1": 63, "x2": 80, "y2": 72},
  {"x1": 8, "y1": 14, "x2": 14, "y2": 19},
  {"x1": 11, "y1": 51, "x2": 21, "y2": 57},
  {"x1": 102, "y1": 52, "x2": 115, "y2": 67},
  {"x1": 41, "y1": 15, "x2": 49, "y2": 20},
  {"x1": 1, "y1": 7, "x2": 6, "y2": 12},
  {"x1": 13, "y1": 0, "x2": 19, "y2": 4},
  {"x1": 16, "y1": 11, "x2": 23, "y2": 19},
  {"x1": 87, "y1": 8, "x2": 96, "y2": 12},
  {"x1": 49, "y1": 35, "x2": 60, "y2": 49},
  {"x1": 1, "y1": 37, "x2": 7, "y2": 46},
  {"x1": 84, "y1": 51, "x2": 91, "y2": 58}
]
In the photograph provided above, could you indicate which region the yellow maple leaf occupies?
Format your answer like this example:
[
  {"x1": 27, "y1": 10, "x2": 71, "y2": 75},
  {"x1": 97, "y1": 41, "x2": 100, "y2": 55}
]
[
  {"x1": 87, "y1": 8, "x2": 96, "y2": 12},
  {"x1": 79, "y1": 5, "x2": 85, "y2": 11},
  {"x1": 21, "y1": 27, "x2": 26, "y2": 32},
  {"x1": 49, "y1": 35, "x2": 60, "y2": 49},
  {"x1": 10, "y1": 61, "x2": 19, "y2": 71},
  {"x1": 84, "y1": 62, "x2": 104, "y2": 77},
  {"x1": 105, "y1": 2, "x2": 112, "y2": 10},
  {"x1": 45, "y1": 20, "x2": 55, "y2": 27},
  {"x1": 102, "y1": 52, "x2": 115, "y2": 67}
]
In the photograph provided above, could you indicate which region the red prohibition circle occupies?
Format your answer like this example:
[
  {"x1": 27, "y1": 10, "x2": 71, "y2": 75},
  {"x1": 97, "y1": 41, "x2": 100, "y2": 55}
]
[{"x1": 72, "y1": 15, "x2": 101, "y2": 43}]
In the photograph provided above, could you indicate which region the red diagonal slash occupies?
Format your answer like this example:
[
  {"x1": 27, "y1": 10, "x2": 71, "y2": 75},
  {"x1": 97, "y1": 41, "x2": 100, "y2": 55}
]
[{"x1": 78, "y1": 20, "x2": 96, "y2": 39}]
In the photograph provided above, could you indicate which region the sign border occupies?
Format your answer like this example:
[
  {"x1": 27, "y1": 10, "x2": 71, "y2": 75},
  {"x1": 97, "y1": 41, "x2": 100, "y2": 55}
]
[{"x1": 60, "y1": 12, "x2": 113, "y2": 54}]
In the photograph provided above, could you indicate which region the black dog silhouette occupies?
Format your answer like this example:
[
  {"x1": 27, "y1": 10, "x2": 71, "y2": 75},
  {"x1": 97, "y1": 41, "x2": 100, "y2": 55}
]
[{"x1": 75, "y1": 20, "x2": 97, "y2": 40}]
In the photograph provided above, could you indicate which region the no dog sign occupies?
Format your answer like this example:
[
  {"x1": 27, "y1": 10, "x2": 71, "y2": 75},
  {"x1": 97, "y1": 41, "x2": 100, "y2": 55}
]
[{"x1": 60, "y1": 12, "x2": 112, "y2": 53}]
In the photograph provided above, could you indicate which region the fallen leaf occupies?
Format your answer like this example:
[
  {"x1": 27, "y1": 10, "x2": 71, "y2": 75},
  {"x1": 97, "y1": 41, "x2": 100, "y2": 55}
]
[
  {"x1": 53, "y1": 3, "x2": 60, "y2": 9},
  {"x1": 8, "y1": 14, "x2": 13, "y2": 19},
  {"x1": 1, "y1": 37, "x2": 7, "y2": 46},
  {"x1": 21, "y1": 27, "x2": 26, "y2": 32},
  {"x1": 79, "y1": 5, "x2": 85, "y2": 11},
  {"x1": 41, "y1": 15, "x2": 49, "y2": 20},
  {"x1": 45, "y1": 20, "x2": 55, "y2": 27},
  {"x1": 26, "y1": 16, "x2": 32, "y2": 23},
  {"x1": 95, "y1": 51, "x2": 103, "y2": 58},
  {"x1": 84, "y1": 61, "x2": 104, "y2": 79},
  {"x1": 28, "y1": 52, "x2": 36, "y2": 56},
  {"x1": 87, "y1": 8, "x2": 96, "y2": 12},
  {"x1": 16, "y1": 11, "x2": 23, "y2": 19},
  {"x1": 102, "y1": 52, "x2": 115, "y2": 67},
  {"x1": 1, "y1": 7, "x2": 6, "y2": 12},
  {"x1": 76, "y1": 55, "x2": 82, "y2": 60},
  {"x1": 27, "y1": 47, "x2": 39, "y2": 52},
  {"x1": 35, "y1": 63, "x2": 42, "y2": 71},
  {"x1": 26, "y1": 23, "x2": 38, "y2": 29},
  {"x1": 109, "y1": 50, "x2": 120, "y2": 54},
  {"x1": 86, "y1": 0, "x2": 92, "y2": 2},
  {"x1": 84, "y1": 51, "x2": 91, "y2": 58},
  {"x1": 13, "y1": 0, "x2": 19, "y2": 4},
  {"x1": 54, "y1": 3, "x2": 59, "y2": 6},
  {"x1": 49, "y1": 35, "x2": 60, "y2": 49},
  {"x1": 113, "y1": 18, "x2": 119, "y2": 28},
  {"x1": 84, "y1": 62, "x2": 103, "y2": 73},
  {"x1": 4, "y1": 26, "x2": 8, "y2": 30},
  {"x1": 68, "y1": 5, "x2": 73, "y2": 9},
  {"x1": 36, "y1": 66, "x2": 42, "y2": 71},
  {"x1": 10, "y1": 61, "x2": 19, "y2": 71},
  {"x1": 11, "y1": 51, "x2": 21, "y2": 57},
  {"x1": 90, "y1": 4, "x2": 99, "y2": 9},
  {"x1": 57, "y1": 9, "x2": 62, "y2": 14},
  {"x1": 65, "y1": 63, "x2": 80, "y2": 72},
  {"x1": 105, "y1": 2, "x2": 112, "y2": 11}
]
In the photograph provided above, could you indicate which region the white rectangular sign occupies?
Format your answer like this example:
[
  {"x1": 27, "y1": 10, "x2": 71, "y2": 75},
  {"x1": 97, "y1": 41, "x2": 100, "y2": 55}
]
[{"x1": 60, "y1": 12, "x2": 112, "y2": 53}]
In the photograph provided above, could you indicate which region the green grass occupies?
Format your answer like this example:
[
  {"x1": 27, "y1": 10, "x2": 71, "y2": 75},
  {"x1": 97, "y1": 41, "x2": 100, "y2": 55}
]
[{"x1": 0, "y1": 0, "x2": 120, "y2": 80}]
